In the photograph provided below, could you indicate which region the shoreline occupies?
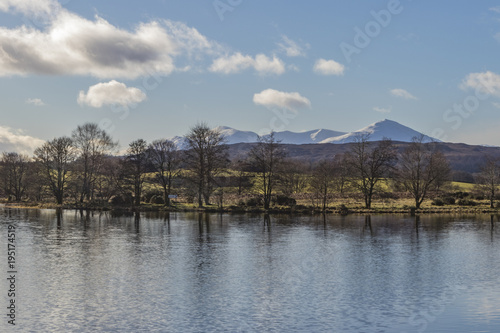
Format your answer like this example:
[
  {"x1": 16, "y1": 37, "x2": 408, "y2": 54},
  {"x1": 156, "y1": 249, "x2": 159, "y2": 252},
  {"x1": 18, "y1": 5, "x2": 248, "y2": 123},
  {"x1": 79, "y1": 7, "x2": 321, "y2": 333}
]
[{"x1": 2, "y1": 202, "x2": 500, "y2": 216}]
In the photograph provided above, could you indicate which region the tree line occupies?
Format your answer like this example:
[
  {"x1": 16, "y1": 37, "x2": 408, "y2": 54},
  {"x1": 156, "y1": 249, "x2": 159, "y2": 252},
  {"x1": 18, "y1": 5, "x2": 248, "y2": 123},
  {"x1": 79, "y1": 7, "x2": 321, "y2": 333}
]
[{"x1": 1, "y1": 122, "x2": 499, "y2": 210}]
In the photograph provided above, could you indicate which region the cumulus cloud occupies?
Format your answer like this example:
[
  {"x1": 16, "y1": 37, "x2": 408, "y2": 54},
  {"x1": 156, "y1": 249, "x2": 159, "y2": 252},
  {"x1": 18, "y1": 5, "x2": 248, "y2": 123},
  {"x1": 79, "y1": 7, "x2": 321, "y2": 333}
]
[
  {"x1": 253, "y1": 89, "x2": 311, "y2": 111},
  {"x1": 0, "y1": 0, "x2": 290, "y2": 79},
  {"x1": 0, "y1": 0, "x2": 220, "y2": 79},
  {"x1": 373, "y1": 106, "x2": 392, "y2": 114},
  {"x1": 26, "y1": 98, "x2": 45, "y2": 106},
  {"x1": 78, "y1": 80, "x2": 147, "y2": 108},
  {"x1": 313, "y1": 59, "x2": 345, "y2": 76},
  {"x1": 0, "y1": 125, "x2": 45, "y2": 155},
  {"x1": 277, "y1": 35, "x2": 307, "y2": 57},
  {"x1": 209, "y1": 53, "x2": 286, "y2": 75},
  {"x1": 461, "y1": 71, "x2": 500, "y2": 97},
  {"x1": 390, "y1": 88, "x2": 417, "y2": 100}
]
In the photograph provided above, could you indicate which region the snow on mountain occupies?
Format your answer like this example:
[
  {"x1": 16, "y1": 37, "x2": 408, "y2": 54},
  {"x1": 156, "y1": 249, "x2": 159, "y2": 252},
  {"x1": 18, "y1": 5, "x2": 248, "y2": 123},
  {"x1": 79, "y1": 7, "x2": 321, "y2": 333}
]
[
  {"x1": 273, "y1": 129, "x2": 347, "y2": 144},
  {"x1": 170, "y1": 120, "x2": 439, "y2": 147},
  {"x1": 320, "y1": 119, "x2": 439, "y2": 144},
  {"x1": 214, "y1": 126, "x2": 260, "y2": 144}
]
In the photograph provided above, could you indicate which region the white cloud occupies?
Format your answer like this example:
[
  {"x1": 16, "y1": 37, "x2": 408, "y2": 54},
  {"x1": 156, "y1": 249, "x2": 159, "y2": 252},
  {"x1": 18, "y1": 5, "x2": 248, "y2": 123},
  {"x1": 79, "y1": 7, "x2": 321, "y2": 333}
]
[
  {"x1": 0, "y1": 0, "x2": 59, "y2": 17},
  {"x1": 26, "y1": 98, "x2": 45, "y2": 106},
  {"x1": 461, "y1": 71, "x2": 500, "y2": 97},
  {"x1": 493, "y1": 102, "x2": 500, "y2": 109},
  {"x1": 0, "y1": 125, "x2": 45, "y2": 155},
  {"x1": 0, "y1": 0, "x2": 290, "y2": 79},
  {"x1": 253, "y1": 89, "x2": 311, "y2": 111},
  {"x1": 209, "y1": 53, "x2": 286, "y2": 75},
  {"x1": 313, "y1": 59, "x2": 345, "y2": 76},
  {"x1": 78, "y1": 80, "x2": 147, "y2": 108},
  {"x1": 0, "y1": 1, "x2": 219, "y2": 79},
  {"x1": 490, "y1": 7, "x2": 500, "y2": 14},
  {"x1": 373, "y1": 106, "x2": 392, "y2": 114},
  {"x1": 390, "y1": 88, "x2": 417, "y2": 100},
  {"x1": 277, "y1": 35, "x2": 307, "y2": 57}
]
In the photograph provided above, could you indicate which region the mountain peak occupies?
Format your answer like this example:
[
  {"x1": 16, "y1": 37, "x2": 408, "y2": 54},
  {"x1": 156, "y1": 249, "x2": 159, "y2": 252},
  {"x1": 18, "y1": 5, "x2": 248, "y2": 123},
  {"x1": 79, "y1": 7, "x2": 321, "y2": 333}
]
[{"x1": 321, "y1": 119, "x2": 438, "y2": 144}]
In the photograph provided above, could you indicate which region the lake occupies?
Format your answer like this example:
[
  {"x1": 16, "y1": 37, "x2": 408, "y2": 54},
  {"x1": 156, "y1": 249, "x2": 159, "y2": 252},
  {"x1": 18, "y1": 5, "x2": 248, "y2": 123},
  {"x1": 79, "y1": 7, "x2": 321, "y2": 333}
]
[{"x1": 1, "y1": 208, "x2": 500, "y2": 332}]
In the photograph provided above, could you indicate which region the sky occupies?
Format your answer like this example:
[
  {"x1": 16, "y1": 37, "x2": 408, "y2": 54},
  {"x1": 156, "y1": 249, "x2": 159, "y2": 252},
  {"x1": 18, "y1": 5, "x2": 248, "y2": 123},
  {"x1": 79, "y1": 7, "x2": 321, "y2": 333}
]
[{"x1": 1, "y1": 0, "x2": 500, "y2": 153}]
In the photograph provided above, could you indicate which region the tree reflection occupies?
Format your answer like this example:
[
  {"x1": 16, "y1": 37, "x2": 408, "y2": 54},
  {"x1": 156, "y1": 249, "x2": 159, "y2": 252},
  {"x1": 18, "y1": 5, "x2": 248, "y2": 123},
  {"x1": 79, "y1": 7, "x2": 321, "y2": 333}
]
[
  {"x1": 56, "y1": 208, "x2": 63, "y2": 229},
  {"x1": 363, "y1": 215, "x2": 373, "y2": 236}
]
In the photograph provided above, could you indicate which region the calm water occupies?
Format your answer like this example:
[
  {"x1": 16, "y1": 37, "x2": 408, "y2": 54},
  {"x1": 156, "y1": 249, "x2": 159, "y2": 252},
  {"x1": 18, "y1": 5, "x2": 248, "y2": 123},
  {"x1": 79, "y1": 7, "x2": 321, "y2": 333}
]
[{"x1": 1, "y1": 208, "x2": 500, "y2": 332}]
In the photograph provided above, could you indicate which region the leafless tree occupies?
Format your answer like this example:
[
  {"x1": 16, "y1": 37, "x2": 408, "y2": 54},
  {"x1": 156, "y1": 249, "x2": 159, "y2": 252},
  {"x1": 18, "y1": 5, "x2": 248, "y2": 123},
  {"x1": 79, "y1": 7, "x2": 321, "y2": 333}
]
[
  {"x1": 0, "y1": 152, "x2": 30, "y2": 201},
  {"x1": 278, "y1": 159, "x2": 309, "y2": 196},
  {"x1": 397, "y1": 136, "x2": 450, "y2": 208},
  {"x1": 126, "y1": 139, "x2": 149, "y2": 207},
  {"x1": 230, "y1": 158, "x2": 253, "y2": 196},
  {"x1": 184, "y1": 123, "x2": 228, "y2": 207},
  {"x1": 332, "y1": 153, "x2": 350, "y2": 196},
  {"x1": 476, "y1": 157, "x2": 500, "y2": 208},
  {"x1": 34, "y1": 137, "x2": 76, "y2": 205},
  {"x1": 71, "y1": 123, "x2": 117, "y2": 204},
  {"x1": 148, "y1": 139, "x2": 180, "y2": 206},
  {"x1": 309, "y1": 159, "x2": 336, "y2": 211},
  {"x1": 94, "y1": 156, "x2": 123, "y2": 204},
  {"x1": 345, "y1": 135, "x2": 397, "y2": 208},
  {"x1": 248, "y1": 132, "x2": 287, "y2": 209}
]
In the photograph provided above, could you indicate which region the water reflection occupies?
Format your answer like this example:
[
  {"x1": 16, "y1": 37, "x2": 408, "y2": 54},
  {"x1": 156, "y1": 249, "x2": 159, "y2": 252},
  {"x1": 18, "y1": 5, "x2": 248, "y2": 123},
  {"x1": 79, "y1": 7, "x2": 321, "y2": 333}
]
[{"x1": 1, "y1": 209, "x2": 500, "y2": 332}]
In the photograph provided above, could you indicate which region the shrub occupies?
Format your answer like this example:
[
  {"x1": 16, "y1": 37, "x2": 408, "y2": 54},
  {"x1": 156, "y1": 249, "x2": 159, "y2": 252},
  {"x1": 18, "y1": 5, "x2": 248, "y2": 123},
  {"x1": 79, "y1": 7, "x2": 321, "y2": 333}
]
[
  {"x1": 457, "y1": 198, "x2": 477, "y2": 206},
  {"x1": 432, "y1": 198, "x2": 444, "y2": 206},
  {"x1": 273, "y1": 195, "x2": 296, "y2": 206},
  {"x1": 246, "y1": 197, "x2": 263, "y2": 207},
  {"x1": 109, "y1": 193, "x2": 134, "y2": 206},
  {"x1": 149, "y1": 195, "x2": 165, "y2": 205},
  {"x1": 338, "y1": 204, "x2": 349, "y2": 215},
  {"x1": 433, "y1": 197, "x2": 455, "y2": 206},
  {"x1": 453, "y1": 191, "x2": 470, "y2": 199},
  {"x1": 442, "y1": 197, "x2": 456, "y2": 205}
]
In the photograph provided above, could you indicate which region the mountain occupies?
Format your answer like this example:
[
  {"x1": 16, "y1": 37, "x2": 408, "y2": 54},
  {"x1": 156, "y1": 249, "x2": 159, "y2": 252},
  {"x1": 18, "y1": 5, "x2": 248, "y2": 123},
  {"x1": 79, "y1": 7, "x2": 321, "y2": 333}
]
[
  {"x1": 209, "y1": 120, "x2": 437, "y2": 145},
  {"x1": 320, "y1": 119, "x2": 439, "y2": 144},
  {"x1": 273, "y1": 129, "x2": 347, "y2": 144},
  {"x1": 170, "y1": 119, "x2": 439, "y2": 147}
]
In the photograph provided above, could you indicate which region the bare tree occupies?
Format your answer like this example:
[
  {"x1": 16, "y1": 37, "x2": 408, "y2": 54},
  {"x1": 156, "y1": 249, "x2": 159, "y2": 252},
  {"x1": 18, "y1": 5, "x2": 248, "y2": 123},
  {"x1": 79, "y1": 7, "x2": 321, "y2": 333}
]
[
  {"x1": 94, "y1": 156, "x2": 123, "y2": 204},
  {"x1": 248, "y1": 132, "x2": 287, "y2": 209},
  {"x1": 397, "y1": 136, "x2": 450, "y2": 208},
  {"x1": 34, "y1": 137, "x2": 76, "y2": 205},
  {"x1": 309, "y1": 159, "x2": 336, "y2": 211},
  {"x1": 476, "y1": 157, "x2": 500, "y2": 208},
  {"x1": 333, "y1": 153, "x2": 350, "y2": 196},
  {"x1": 278, "y1": 159, "x2": 309, "y2": 196},
  {"x1": 71, "y1": 123, "x2": 117, "y2": 204},
  {"x1": 0, "y1": 152, "x2": 30, "y2": 201},
  {"x1": 345, "y1": 135, "x2": 397, "y2": 209},
  {"x1": 126, "y1": 139, "x2": 149, "y2": 207},
  {"x1": 230, "y1": 158, "x2": 253, "y2": 196},
  {"x1": 148, "y1": 139, "x2": 180, "y2": 206},
  {"x1": 184, "y1": 123, "x2": 228, "y2": 207}
]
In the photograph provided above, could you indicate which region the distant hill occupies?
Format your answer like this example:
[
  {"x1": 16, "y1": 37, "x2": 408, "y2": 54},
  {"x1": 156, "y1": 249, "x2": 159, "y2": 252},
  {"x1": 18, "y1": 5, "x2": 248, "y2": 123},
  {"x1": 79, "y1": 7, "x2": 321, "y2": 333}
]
[{"x1": 227, "y1": 141, "x2": 500, "y2": 176}]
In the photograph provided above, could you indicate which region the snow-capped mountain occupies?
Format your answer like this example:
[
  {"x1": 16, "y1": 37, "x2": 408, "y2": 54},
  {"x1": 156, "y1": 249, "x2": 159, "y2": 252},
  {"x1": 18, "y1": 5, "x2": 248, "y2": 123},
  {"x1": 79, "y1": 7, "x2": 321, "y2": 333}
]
[
  {"x1": 320, "y1": 119, "x2": 438, "y2": 144},
  {"x1": 273, "y1": 129, "x2": 347, "y2": 145},
  {"x1": 171, "y1": 119, "x2": 439, "y2": 146}
]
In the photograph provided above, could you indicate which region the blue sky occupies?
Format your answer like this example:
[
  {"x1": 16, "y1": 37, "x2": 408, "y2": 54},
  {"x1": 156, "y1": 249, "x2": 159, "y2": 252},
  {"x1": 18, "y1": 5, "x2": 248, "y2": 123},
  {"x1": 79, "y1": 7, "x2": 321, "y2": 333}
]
[{"x1": 1, "y1": 0, "x2": 500, "y2": 153}]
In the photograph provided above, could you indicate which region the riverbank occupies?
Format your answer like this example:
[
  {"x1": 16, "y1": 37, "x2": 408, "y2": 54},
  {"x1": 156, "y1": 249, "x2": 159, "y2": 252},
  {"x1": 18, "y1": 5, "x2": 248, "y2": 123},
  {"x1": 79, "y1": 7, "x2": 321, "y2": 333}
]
[{"x1": 2, "y1": 201, "x2": 500, "y2": 215}]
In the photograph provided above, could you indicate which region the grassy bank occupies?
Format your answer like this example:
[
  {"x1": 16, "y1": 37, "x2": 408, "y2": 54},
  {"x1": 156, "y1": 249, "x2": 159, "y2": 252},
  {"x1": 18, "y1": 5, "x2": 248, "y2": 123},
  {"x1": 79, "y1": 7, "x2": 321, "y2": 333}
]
[{"x1": 2, "y1": 197, "x2": 499, "y2": 216}]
